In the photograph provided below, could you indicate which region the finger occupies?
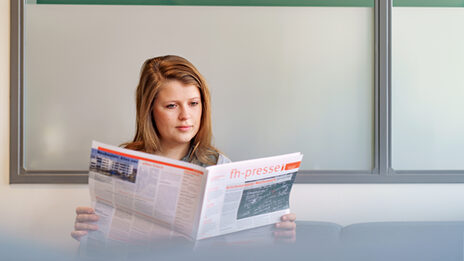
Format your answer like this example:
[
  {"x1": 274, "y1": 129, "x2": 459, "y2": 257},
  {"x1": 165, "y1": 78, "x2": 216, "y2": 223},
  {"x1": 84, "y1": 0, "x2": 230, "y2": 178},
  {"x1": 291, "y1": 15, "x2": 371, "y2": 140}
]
[
  {"x1": 76, "y1": 214, "x2": 99, "y2": 222},
  {"x1": 76, "y1": 206, "x2": 95, "y2": 215},
  {"x1": 74, "y1": 222, "x2": 98, "y2": 231},
  {"x1": 281, "y1": 213, "x2": 296, "y2": 222},
  {"x1": 275, "y1": 221, "x2": 296, "y2": 230},
  {"x1": 273, "y1": 229, "x2": 296, "y2": 238},
  {"x1": 71, "y1": 230, "x2": 88, "y2": 241}
]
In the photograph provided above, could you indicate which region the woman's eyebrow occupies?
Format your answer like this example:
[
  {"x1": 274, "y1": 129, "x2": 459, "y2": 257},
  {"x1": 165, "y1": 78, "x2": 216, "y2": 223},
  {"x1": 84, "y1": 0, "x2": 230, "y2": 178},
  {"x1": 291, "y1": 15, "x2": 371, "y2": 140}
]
[{"x1": 162, "y1": 97, "x2": 200, "y2": 102}]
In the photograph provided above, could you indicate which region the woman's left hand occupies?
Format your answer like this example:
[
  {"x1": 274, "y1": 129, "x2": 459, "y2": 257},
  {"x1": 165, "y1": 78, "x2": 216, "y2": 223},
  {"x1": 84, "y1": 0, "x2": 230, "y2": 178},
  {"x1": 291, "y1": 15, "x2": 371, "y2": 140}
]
[{"x1": 274, "y1": 213, "x2": 296, "y2": 242}]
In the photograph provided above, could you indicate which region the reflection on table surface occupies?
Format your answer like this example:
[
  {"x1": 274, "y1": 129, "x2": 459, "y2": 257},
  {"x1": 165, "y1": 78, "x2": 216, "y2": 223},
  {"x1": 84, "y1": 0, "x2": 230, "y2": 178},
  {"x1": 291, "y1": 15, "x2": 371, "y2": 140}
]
[{"x1": 3, "y1": 221, "x2": 464, "y2": 261}]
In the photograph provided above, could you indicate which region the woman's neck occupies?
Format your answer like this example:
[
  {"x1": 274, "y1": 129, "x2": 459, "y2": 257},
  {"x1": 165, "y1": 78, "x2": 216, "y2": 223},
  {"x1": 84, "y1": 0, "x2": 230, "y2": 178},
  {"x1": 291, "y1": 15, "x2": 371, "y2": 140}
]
[{"x1": 157, "y1": 142, "x2": 190, "y2": 161}]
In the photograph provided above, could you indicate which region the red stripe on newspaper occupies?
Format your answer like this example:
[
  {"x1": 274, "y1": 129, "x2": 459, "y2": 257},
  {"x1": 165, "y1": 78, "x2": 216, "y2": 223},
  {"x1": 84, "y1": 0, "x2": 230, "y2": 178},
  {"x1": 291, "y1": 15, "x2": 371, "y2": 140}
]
[
  {"x1": 226, "y1": 178, "x2": 276, "y2": 189},
  {"x1": 285, "y1": 161, "x2": 301, "y2": 171},
  {"x1": 98, "y1": 147, "x2": 203, "y2": 174},
  {"x1": 256, "y1": 178, "x2": 276, "y2": 185},
  {"x1": 95, "y1": 196, "x2": 113, "y2": 205}
]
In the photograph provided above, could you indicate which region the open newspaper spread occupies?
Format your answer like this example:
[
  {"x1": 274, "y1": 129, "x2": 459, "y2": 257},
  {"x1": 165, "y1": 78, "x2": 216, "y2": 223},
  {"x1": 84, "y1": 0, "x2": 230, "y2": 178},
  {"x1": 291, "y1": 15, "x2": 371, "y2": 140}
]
[{"x1": 86, "y1": 141, "x2": 303, "y2": 246}]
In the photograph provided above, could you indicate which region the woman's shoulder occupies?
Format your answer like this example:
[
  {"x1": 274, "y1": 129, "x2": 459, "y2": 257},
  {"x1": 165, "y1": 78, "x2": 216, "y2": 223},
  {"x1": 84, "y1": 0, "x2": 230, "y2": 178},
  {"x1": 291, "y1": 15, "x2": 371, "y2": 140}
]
[{"x1": 216, "y1": 153, "x2": 232, "y2": 165}]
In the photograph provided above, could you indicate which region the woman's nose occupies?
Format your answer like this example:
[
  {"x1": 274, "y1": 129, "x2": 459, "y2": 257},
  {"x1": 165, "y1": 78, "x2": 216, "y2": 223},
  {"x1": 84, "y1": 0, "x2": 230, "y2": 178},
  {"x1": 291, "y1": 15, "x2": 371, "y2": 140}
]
[{"x1": 178, "y1": 106, "x2": 190, "y2": 120}]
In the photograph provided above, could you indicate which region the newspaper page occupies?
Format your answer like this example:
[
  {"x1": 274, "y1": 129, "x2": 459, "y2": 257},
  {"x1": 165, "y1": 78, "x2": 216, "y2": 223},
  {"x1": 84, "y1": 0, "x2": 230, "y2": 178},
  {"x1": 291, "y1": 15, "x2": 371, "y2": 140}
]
[
  {"x1": 86, "y1": 141, "x2": 208, "y2": 248},
  {"x1": 196, "y1": 152, "x2": 303, "y2": 240},
  {"x1": 85, "y1": 141, "x2": 302, "y2": 246}
]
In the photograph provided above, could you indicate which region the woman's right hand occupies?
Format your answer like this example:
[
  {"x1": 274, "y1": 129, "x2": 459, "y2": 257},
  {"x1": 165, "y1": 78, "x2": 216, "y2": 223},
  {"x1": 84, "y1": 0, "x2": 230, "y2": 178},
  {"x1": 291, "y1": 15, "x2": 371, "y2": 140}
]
[{"x1": 71, "y1": 206, "x2": 99, "y2": 241}]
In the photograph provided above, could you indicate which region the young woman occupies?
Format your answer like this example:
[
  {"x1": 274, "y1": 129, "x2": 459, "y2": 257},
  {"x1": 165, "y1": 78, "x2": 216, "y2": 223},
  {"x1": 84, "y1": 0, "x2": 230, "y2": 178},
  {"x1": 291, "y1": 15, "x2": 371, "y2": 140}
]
[{"x1": 71, "y1": 55, "x2": 296, "y2": 241}]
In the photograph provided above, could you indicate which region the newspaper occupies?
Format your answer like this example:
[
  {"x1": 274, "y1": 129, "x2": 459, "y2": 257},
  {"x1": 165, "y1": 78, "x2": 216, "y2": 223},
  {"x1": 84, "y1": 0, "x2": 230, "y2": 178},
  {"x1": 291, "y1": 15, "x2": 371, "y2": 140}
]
[{"x1": 86, "y1": 141, "x2": 303, "y2": 244}]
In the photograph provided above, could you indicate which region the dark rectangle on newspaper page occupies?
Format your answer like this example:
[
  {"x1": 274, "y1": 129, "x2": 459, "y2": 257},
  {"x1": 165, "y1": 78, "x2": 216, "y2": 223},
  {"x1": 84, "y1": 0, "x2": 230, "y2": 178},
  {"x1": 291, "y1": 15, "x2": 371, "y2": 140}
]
[
  {"x1": 237, "y1": 172, "x2": 297, "y2": 220},
  {"x1": 89, "y1": 148, "x2": 138, "y2": 183}
]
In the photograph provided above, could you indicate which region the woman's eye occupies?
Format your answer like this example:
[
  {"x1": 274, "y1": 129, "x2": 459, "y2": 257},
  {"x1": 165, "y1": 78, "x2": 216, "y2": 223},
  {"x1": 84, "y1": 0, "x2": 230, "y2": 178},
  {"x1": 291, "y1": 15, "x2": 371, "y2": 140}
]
[
  {"x1": 166, "y1": 104, "x2": 176, "y2": 109},
  {"x1": 190, "y1": 101, "x2": 199, "y2": 106}
]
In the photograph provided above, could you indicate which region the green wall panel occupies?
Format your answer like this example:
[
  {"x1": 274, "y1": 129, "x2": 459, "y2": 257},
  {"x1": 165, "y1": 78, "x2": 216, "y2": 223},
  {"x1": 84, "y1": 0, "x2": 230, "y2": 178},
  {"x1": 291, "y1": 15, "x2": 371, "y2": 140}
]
[{"x1": 394, "y1": 0, "x2": 464, "y2": 7}]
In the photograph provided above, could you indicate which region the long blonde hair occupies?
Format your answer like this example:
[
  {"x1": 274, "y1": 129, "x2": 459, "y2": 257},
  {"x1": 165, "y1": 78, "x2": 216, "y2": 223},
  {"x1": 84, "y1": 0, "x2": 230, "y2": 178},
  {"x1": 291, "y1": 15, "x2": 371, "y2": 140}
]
[{"x1": 124, "y1": 55, "x2": 220, "y2": 166}]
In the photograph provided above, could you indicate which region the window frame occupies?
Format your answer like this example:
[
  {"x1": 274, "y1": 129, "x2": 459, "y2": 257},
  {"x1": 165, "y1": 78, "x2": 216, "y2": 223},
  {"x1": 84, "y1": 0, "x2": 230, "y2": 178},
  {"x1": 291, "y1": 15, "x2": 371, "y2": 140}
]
[
  {"x1": 10, "y1": 0, "x2": 88, "y2": 183},
  {"x1": 10, "y1": 0, "x2": 464, "y2": 184}
]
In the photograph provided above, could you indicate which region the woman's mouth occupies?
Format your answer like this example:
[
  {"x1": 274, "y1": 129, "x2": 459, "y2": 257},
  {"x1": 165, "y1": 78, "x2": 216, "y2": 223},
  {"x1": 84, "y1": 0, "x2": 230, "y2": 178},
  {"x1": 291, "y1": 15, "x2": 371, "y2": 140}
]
[{"x1": 176, "y1": 126, "x2": 192, "y2": 131}]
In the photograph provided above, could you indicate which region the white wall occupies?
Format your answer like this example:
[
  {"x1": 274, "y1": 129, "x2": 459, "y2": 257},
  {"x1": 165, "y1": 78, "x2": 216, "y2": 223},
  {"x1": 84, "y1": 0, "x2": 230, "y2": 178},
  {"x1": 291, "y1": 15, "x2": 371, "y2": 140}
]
[{"x1": 1, "y1": 0, "x2": 464, "y2": 252}]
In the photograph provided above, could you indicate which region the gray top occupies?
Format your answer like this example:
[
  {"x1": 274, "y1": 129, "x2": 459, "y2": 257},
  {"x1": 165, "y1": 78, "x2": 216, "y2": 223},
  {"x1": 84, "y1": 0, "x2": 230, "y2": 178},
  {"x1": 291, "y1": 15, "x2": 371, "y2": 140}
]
[
  {"x1": 181, "y1": 147, "x2": 231, "y2": 166},
  {"x1": 216, "y1": 153, "x2": 232, "y2": 165}
]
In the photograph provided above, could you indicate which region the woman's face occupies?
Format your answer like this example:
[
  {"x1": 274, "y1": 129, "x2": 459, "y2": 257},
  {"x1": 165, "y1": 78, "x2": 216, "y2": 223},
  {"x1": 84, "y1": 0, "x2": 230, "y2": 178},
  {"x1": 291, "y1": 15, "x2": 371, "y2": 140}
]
[{"x1": 152, "y1": 80, "x2": 202, "y2": 149}]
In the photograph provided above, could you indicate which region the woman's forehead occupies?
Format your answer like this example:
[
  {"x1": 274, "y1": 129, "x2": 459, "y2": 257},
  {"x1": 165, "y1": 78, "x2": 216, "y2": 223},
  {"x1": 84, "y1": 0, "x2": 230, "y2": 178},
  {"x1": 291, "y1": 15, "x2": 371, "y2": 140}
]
[{"x1": 157, "y1": 80, "x2": 201, "y2": 100}]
